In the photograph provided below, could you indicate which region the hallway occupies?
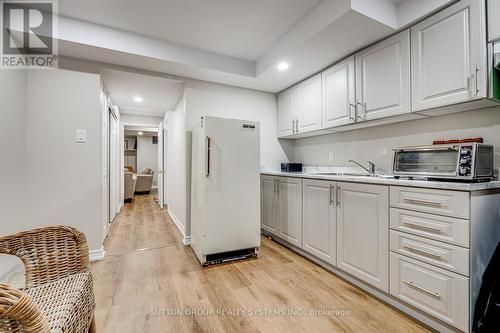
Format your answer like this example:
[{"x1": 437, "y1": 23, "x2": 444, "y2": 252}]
[{"x1": 90, "y1": 195, "x2": 431, "y2": 333}]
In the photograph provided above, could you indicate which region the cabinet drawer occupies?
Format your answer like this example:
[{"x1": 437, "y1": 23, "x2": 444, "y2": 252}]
[
  {"x1": 390, "y1": 231, "x2": 469, "y2": 276},
  {"x1": 390, "y1": 186, "x2": 469, "y2": 219},
  {"x1": 390, "y1": 208, "x2": 469, "y2": 247},
  {"x1": 390, "y1": 253, "x2": 469, "y2": 331}
]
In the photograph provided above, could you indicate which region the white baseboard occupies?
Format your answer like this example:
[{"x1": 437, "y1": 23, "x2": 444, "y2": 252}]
[
  {"x1": 89, "y1": 246, "x2": 106, "y2": 261},
  {"x1": 167, "y1": 208, "x2": 191, "y2": 245}
]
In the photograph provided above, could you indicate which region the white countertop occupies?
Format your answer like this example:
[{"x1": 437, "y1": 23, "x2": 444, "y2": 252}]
[{"x1": 261, "y1": 171, "x2": 500, "y2": 192}]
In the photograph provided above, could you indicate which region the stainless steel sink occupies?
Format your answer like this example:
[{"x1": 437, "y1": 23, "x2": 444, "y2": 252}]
[{"x1": 311, "y1": 172, "x2": 394, "y2": 178}]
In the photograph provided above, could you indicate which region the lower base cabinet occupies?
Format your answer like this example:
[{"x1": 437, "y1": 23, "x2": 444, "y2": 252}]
[
  {"x1": 336, "y1": 182, "x2": 389, "y2": 292},
  {"x1": 390, "y1": 253, "x2": 469, "y2": 332},
  {"x1": 302, "y1": 179, "x2": 336, "y2": 265}
]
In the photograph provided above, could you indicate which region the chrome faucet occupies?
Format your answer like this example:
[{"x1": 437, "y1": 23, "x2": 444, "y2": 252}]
[{"x1": 348, "y1": 160, "x2": 375, "y2": 174}]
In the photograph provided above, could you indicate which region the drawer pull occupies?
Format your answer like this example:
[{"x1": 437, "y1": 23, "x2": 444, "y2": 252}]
[
  {"x1": 402, "y1": 221, "x2": 442, "y2": 233},
  {"x1": 403, "y1": 198, "x2": 442, "y2": 208},
  {"x1": 403, "y1": 280, "x2": 441, "y2": 299},
  {"x1": 402, "y1": 245, "x2": 442, "y2": 260}
]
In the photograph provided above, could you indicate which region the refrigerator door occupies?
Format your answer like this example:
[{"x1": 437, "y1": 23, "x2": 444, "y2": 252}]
[{"x1": 203, "y1": 116, "x2": 261, "y2": 255}]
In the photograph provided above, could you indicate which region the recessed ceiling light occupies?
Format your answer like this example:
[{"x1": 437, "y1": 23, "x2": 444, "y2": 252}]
[
  {"x1": 138, "y1": 131, "x2": 144, "y2": 136},
  {"x1": 277, "y1": 62, "x2": 289, "y2": 71},
  {"x1": 133, "y1": 96, "x2": 143, "y2": 103}
]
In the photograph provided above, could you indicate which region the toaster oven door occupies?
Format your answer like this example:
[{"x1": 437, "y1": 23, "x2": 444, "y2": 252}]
[{"x1": 393, "y1": 146, "x2": 459, "y2": 176}]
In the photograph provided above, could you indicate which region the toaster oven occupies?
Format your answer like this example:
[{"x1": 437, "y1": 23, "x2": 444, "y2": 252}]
[{"x1": 393, "y1": 143, "x2": 494, "y2": 181}]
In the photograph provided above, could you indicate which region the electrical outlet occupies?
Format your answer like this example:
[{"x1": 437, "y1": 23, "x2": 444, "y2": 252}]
[{"x1": 328, "y1": 151, "x2": 335, "y2": 162}]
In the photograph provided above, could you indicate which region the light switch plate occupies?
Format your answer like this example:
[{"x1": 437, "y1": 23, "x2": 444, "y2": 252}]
[{"x1": 76, "y1": 129, "x2": 86, "y2": 143}]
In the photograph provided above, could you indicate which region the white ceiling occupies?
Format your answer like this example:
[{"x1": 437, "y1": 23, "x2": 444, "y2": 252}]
[
  {"x1": 101, "y1": 69, "x2": 184, "y2": 116},
  {"x1": 59, "y1": 0, "x2": 322, "y2": 61},
  {"x1": 53, "y1": 0, "x2": 454, "y2": 92}
]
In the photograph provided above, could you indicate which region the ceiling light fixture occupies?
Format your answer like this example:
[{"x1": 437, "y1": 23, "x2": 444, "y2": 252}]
[
  {"x1": 133, "y1": 96, "x2": 143, "y2": 103},
  {"x1": 277, "y1": 62, "x2": 289, "y2": 71},
  {"x1": 138, "y1": 131, "x2": 144, "y2": 136}
]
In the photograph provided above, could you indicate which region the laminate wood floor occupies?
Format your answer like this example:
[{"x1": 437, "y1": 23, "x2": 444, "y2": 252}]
[{"x1": 91, "y1": 194, "x2": 432, "y2": 333}]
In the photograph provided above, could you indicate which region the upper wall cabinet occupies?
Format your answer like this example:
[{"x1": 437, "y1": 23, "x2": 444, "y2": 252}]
[
  {"x1": 322, "y1": 56, "x2": 356, "y2": 128},
  {"x1": 296, "y1": 74, "x2": 322, "y2": 134},
  {"x1": 278, "y1": 87, "x2": 297, "y2": 137},
  {"x1": 411, "y1": 0, "x2": 486, "y2": 111},
  {"x1": 355, "y1": 30, "x2": 411, "y2": 121},
  {"x1": 488, "y1": 0, "x2": 500, "y2": 42}
]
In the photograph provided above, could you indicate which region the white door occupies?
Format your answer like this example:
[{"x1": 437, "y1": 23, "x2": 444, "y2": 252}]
[
  {"x1": 101, "y1": 91, "x2": 109, "y2": 241},
  {"x1": 278, "y1": 87, "x2": 296, "y2": 137},
  {"x1": 261, "y1": 175, "x2": 279, "y2": 234},
  {"x1": 297, "y1": 74, "x2": 322, "y2": 134},
  {"x1": 336, "y1": 182, "x2": 389, "y2": 291},
  {"x1": 356, "y1": 30, "x2": 411, "y2": 121},
  {"x1": 322, "y1": 56, "x2": 356, "y2": 129},
  {"x1": 157, "y1": 121, "x2": 165, "y2": 209},
  {"x1": 411, "y1": 0, "x2": 486, "y2": 111},
  {"x1": 278, "y1": 177, "x2": 302, "y2": 248},
  {"x1": 109, "y1": 108, "x2": 119, "y2": 221},
  {"x1": 302, "y1": 179, "x2": 336, "y2": 265}
]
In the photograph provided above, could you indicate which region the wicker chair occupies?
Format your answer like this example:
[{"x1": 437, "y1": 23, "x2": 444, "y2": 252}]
[{"x1": 0, "y1": 226, "x2": 96, "y2": 333}]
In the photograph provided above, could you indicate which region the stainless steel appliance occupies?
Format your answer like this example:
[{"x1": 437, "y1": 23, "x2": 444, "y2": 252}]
[
  {"x1": 487, "y1": 41, "x2": 500, "y2": 100},
  {"x1": 393, "y1": 143, "x2": 494, "y2": 181}
]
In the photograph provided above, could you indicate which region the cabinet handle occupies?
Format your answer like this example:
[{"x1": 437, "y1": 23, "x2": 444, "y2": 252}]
[
  {"x1": 205, "y1": 136, "x2": 211, "y2": 177},
  {"x1": 356, "y1": 102, "x2": 365, "y2": 120},
  {"x1": 402, "y1": 245, "x2": 443, "y2": 260},
  {"x1": 295, "y1": 119, "x2": 299, "y2": 134},
  {"x1": 276, "y1": 179, "x2": 280, "y2": 193},
  {"x1": 349, "y1": 103, "x2": 356, "y2": 121},
  {"x1": 273, "y1": 179, "x2": 277, "y2": 193},
  {"x1": 401, "y1": 220, "x2": 442, "y2": 233},
  {"x1": 329, "y1": 185, "x2": 335, "y2": 206},
  {"x1": 402, "y1": 198, "x2": 442, "y2": 208},
  {"x1": 474, "y1": 65, "x2": 479, "y2": 96},
  {"x1": 336, "y1": 186, "x2": 341, "y2": 206},
  {"x1": 403, "y1": 280, "x2": 441, "y2": 299}
]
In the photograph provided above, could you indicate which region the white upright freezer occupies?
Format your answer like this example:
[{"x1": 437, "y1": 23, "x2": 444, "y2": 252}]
[{"x1": 190, "y1": 116, "x2": 261, "y2": 265}]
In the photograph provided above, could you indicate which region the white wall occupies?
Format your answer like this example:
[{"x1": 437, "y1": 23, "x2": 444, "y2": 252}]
[
  {"x1": 137, "y1": 135, "x2": 159, "y2": 184},
  {"x1": 25, "y1": 69, "x2": 104, "y2": 251},
  {"x1": 1, "y1": 69, "x2": 104, "y2": 280},
  {"x1": 166, "y1": 94, "x2": 190, "y2": 236},
  {"x1": 293, "y1": 107, "x2": 500, "y2": 174},
  {"x1": 0, "y1": 70, "x2": 27, "y2": 279},
  {"x1": 120, "y1": 114, "x2": 162, "y2": 126}
]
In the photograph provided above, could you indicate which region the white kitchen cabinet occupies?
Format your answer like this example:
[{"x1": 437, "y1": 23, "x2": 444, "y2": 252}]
[
  {"x1": 336, "y1": 182, "x2": 389, "y2": 291},
  {"x1": 278, "y1": 177, "x2": 303, "y2": 247},
  {"x1": 277, "y1": 87, "x2": 297, "y2": 137},
  {"x1": 355, "y1": 30, "x2": 411, "y2": 121},
  {"x1": 488, "y1": 0, "x2": 500, "y2": 42},
  {"x1": 297, "y1": 74, "x2": 322, "y2": 134},
  {"x1": 322, "y1": 56, "x2": 356, "y2": 128},
  {"x1": 302, "y1": 179, "x2": 336, "y2": 265},
  {"x1": 261, "y1": 175, "x2": 279, "y2": 234},
  {"x1": 411, "y1": 0, "x2": 486, "y2": 111}
]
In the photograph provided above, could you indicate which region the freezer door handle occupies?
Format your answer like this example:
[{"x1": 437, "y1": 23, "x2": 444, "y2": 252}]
[{"x1": 206, "y1": 136, "x2": 211, "y2": 177}]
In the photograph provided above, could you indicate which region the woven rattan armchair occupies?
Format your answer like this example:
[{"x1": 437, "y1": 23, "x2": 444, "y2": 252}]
[{"x1": 0, "y1": 226, "x2": 96, "y2": 333}]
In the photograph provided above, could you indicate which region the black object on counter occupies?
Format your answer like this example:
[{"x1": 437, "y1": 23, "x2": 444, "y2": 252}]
[
  {"x1": 281, "y1": 163, "x2": 302, "y2": 173},
  {"x1": 472, "y1": 241, "x2": 500, "y2": 332}
]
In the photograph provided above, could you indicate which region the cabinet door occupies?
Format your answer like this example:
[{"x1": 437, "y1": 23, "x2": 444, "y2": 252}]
[
  {"x1": 355, "y1": 30, "x2": 410, "y2": 121},
  {"x1": 278, "y1": 88, "x2": 296, "y2": 137},
  {"x1": 488, "y1": 0, "x2": 500, "y2": 42},
  {"x1": 261, "y1": 176, "x2": 279, "y2": 234},
  {"x1": 322, "y1": 56, "x2": 356, "y2": 129},
  {"x1": 278, "y1": 177, "x2": 303, "y2": 247},
  {"x1": 302, "y1": 179, "x2": 336, "y2": 265},
  {"x1": 337, "y1": 182, "x2": 389, "y2": 291},
  {"x1": 297, "y1": 74, "x2": 322, "y2": 134},
  {"x1": 411, "y1": 0, "x2": 486, "y2": 111}
]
